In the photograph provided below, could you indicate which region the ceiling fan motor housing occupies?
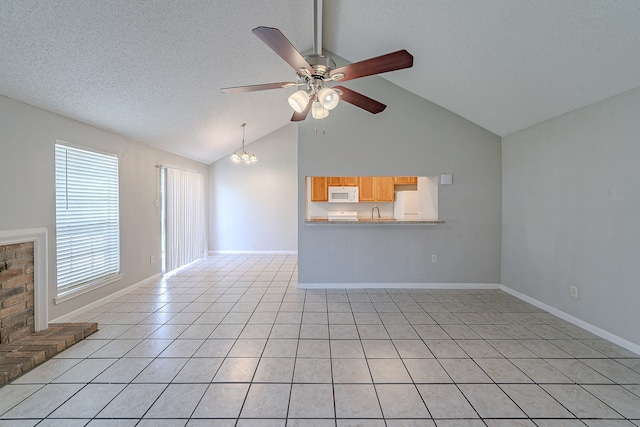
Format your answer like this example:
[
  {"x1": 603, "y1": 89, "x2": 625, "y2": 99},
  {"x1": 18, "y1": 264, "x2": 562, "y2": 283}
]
[
  {"x1": 299, "y1": 54, "x2": 342, "y2": 100},
  {"x1": 303, "y1": 54, "x2": 336, "y2": 79}
]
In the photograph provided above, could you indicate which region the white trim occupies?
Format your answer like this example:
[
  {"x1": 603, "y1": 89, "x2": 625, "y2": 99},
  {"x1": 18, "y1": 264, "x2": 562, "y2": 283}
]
[
  {"x1": 55, "y1": 139, "x2": 118, "y2": 159},
  {"x1": 50, "y1": 273, "x2": 161, "y2": 323},
  {"x1": 209, "y1": 250, "x2": 298, "y2": 255},
  {"x1": 54, "y1": 273, "x2": 123, "y2": 304},
  {"x1": 297, "y1": 282, "x2": 501, "y2": 290},
  {"x1": 0, "y1": 228, "x2": 48, "y2": 331},
  {"x1": 54, "y1": 142, "x2": 120, "y2": 294},
  {"x1": 501, "y1": 285, "x2": 640, "y2": 356}
]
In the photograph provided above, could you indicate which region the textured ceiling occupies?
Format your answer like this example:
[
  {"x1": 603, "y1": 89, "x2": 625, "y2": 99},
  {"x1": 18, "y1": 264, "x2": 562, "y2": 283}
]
[{"x1": 1, "y1": 1, "x2": 640, "y2": 164}]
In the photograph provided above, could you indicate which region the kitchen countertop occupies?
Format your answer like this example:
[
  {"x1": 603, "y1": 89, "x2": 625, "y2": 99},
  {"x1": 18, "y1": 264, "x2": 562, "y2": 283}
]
[{"x1": 305, "y1": 217, "x2": 445, "y2": 224}]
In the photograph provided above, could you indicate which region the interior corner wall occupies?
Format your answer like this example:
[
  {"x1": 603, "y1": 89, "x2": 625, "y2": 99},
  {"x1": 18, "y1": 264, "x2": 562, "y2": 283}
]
[
  {"x1": 502, "y1": 87, "x2": 640, "y2": 346},
  {"x1": 0, "y1": 94, "x2": 209, "y2": 321},
  {"x1": 297, "y1": 60, "x2": 502, "y2": 285},
  {"x1": 209, "y1": 123, "x2": 298, "y2": 253}
]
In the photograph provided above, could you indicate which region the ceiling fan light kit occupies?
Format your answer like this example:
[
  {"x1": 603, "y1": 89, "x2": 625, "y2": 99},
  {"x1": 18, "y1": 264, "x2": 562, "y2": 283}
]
[
  {"x1": 288, "y1": 90, "x2": 309, "y2": 113},
  {"x1": 318, "y1": 87, "x2": 339, "y2": 110},
  {"x1": 221, "y1": 0, "x2": 414, "y2": 130},
  {"x1": 311, "y1": 100, "x2": 329, "y2": 119}
]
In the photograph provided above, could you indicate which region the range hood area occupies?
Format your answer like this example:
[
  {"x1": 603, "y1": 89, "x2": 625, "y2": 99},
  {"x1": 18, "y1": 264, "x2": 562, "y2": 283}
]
[{"x1": 305, "y1": 176, "x2": 444, "y2": 224}]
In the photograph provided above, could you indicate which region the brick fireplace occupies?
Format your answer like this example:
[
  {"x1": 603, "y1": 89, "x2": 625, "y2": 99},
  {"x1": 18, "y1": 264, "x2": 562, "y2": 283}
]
[
  {"x1": 0, "y1": 229, "x2": 100, "y2": 386},
  {"x1": 0, "y1": 229, "x2": 48, "y2": 340},
  {"x1": 0, "y1": 242, "x2": 35, "y2": 343}
]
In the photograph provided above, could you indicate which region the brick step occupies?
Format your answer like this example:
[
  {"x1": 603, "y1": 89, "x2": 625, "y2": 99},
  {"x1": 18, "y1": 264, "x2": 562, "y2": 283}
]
[{"x1": 0, "y1": 322, "x2": 98, "y2": 386}]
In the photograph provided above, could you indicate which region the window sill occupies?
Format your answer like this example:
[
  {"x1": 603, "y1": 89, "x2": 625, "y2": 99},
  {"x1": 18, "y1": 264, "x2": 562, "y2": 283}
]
[{"x1": 55, "y1": 273, "x2": 123, "y2": 304}]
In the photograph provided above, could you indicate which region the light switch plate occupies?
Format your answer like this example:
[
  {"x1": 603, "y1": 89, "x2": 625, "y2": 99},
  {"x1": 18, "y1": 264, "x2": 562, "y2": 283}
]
[{"x1": 440, "y1": 174, "x2": 453, "y2": 185}]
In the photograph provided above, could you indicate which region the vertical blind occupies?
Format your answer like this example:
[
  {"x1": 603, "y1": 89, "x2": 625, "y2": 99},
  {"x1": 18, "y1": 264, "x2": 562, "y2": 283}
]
[
  {"x1": 165, "y1": 168, "x2": 205, "y2": 272},
  {"x1": 55, "y1": 143, "x2": 120, "y2": 295}
]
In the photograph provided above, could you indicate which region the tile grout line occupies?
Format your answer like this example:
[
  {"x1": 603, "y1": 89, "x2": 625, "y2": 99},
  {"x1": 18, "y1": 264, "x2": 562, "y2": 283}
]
[{"x1": 2, "y1": 254, "x2": 640, "y2": 424}]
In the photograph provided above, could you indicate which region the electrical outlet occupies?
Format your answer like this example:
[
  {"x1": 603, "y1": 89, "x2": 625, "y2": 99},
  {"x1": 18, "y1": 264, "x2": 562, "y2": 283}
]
[
  {"x1": 570, "y1": 285, "x2": 578, "y2": 298},
  {"x1": 431, "y1": 254, "x2": 437, "y2": 263},
  {"x1": 150, "y1": 256, "x2": 155, "y2": 264}
]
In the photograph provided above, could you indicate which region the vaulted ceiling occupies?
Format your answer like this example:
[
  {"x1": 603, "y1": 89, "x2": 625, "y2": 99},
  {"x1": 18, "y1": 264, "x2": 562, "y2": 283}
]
[{"x1": 1, "y1": 1, "x2": 639, "y2": 164}]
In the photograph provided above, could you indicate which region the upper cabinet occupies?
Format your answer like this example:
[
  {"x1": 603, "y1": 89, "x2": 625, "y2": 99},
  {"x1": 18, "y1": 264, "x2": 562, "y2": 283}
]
[
  {"x1": 394, "y1": 176, "x2": 418, "y2": 185},
  {"x1": 342, "y1": 176, "x2": 359, "y2": 186},
  {"x1": 311, "y1": 176, "x2": 413, "y2": 203},
  {"x1": 327, "y1": 176, "x2": 358, "y2": 186},
  {"x1": 326, "y1": 176, "x2": 342, "y2": 186},
  {"x1": 358, "y1": 176, "x2": 375, "y2": 201},
  {"x1": 376, "y1": 177, "x2": 395, "y2": 201},
  {"x1": 359, "y1": 176, "x2": 394, "y2": 202},
  {"x1": 311, "y1": 177, "x2": 328, "y2": 201}
]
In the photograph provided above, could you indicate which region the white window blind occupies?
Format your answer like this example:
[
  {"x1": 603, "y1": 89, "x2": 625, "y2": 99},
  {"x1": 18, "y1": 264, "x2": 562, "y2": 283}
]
[{"x1": 55, "y1": 142, "x2": 120, "y2": 296}]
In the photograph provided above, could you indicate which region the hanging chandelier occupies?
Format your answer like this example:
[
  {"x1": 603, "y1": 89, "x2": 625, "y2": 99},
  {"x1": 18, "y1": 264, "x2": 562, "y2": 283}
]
[{"x1": 230, "y1": 123, "x2": 257, "y2": 164}]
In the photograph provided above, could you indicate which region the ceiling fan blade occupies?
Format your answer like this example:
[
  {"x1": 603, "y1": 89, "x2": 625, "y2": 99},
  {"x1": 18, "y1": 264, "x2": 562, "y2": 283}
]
[
  {"x1": 291, "y1": 94, "x2": 315, "y2": 122},
  {"x1": 330, "y1": 50, "x2": 413, "y2": 83},
  {"x1": 221, "y1": 82, "x2": 296, "y2": 93},
  {"x1": 334, "y1": 86, "x2": 386, "y2": 114},
  {"x1": 252, "y1": 26, "x2": 314, "y2": 76}
]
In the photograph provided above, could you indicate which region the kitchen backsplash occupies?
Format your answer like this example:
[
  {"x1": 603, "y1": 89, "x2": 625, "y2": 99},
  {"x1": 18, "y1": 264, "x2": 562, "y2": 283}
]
[{"x1": 306, "y1": 201, "x2": 394, "y2": 219}]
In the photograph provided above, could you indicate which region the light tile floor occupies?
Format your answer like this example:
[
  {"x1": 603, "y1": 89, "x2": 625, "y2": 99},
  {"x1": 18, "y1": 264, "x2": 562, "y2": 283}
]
[{"x1": 1, "y1": 254, "x2": 639, "y2": 426}]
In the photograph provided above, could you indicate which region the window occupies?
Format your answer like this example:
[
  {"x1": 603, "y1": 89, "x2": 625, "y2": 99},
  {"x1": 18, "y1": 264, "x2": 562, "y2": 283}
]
[{"x1": 55, "y1": 142, "x2": 120, "y2": 299}]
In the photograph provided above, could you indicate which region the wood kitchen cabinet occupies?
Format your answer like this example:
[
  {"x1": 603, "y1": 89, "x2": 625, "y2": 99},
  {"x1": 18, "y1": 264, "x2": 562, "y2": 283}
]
[
  {"x1": 394, "y1": 176, "x2": 418, "y2": 185},
  {"x1": 358, "y1": 176, "x2": 375, "y2": 201},
  {"x1": 327, "y1": 176, "x2": 358, "y2": 186},
  {"x1": 327, "y1": 176, "x2": 342, "y2": 186},
  {"x1": 376, "y1": 176, "x2": 395, "y2": 201},
  {"x1": 358, "y1": 176, "x2": 394, "y2": 202},
  {"x1": 311, "y1": 177, "x2": 328, "y2": 201},
  {"x1": 342, "y1": 176, "x2": 359, "y2": 186},
  {"x1": 312, "y1": 176, "x2": 395, "y2": 202}
]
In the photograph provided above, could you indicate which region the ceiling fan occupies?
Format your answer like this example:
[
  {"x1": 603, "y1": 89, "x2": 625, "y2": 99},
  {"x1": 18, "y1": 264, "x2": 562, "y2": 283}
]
[{"x1": 221, "y1": 0, "x2": 414, "y2": 124}]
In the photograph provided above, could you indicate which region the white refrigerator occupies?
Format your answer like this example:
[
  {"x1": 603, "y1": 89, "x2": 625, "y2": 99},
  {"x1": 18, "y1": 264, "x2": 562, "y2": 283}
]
[{"x1": 393, "y1": 177, "x2": 438, "y2": 220}]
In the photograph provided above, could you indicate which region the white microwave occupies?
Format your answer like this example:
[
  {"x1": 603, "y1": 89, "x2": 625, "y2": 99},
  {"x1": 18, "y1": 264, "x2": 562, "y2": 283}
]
[{"x1": 328, "y1": 186, "x2": 359, "y2": 203}]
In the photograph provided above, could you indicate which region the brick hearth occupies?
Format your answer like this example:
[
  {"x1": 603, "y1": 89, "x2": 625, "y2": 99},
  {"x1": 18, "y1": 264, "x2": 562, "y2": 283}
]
[{"x1": 0, "y1": 322, "x2": 98, "y2": 386}]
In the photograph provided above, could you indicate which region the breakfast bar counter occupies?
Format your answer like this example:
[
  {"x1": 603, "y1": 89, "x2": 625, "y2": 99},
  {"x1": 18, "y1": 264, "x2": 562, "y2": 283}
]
[{"x1": 305, "y1": 217, "x2": 445, "y2": 225}]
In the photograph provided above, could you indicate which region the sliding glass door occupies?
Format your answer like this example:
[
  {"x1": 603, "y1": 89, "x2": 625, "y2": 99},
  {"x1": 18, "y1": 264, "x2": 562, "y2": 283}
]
[{"x1": 159, "y1": 167, "x2": 205, "y2": 273}]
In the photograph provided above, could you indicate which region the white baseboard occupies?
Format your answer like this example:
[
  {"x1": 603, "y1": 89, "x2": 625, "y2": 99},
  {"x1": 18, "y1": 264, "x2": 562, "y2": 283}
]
[
  {"x1": 209, "y1": 250, "x2": 298, "y2": 255},
  {"x1": 500, "y1": 285, "x2": 640, "y2": 356},
  {"x1": 297, "y1": 282, "x2": 501, "y2": 290},
  {"x1": 50, "y1": 273, "x2": 162, "y2": 323}
]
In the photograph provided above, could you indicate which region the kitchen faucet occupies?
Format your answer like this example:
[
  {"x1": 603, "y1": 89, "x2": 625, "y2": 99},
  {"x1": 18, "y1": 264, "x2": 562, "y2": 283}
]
[{"x1": 371, "y1": 205, "x2": 381, "y2": 219}]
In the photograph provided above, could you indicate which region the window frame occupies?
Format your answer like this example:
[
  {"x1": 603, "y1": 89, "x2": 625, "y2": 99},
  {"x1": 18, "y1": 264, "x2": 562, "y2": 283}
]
[{"x1": 54, "y1": 140, "x2": 122, "y2": 302}]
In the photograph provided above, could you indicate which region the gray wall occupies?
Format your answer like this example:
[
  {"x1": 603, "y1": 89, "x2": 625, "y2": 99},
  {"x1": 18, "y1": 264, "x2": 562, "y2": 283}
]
[
  {"x1": 209, "y1": 124, "x2": 298, "y2": 253},
  {"x1": 502, "y1": 87, "x2": 640, "y2": 345},
  {"x1": 298, "y1": 69, "x2": 502, "y2": 284},
  {"x1": 0, "y1": 94, "x2": 208, "y2": 320}
]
